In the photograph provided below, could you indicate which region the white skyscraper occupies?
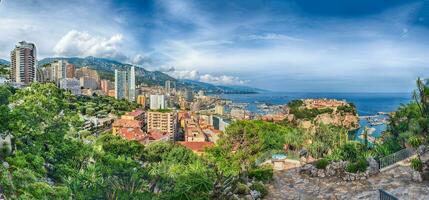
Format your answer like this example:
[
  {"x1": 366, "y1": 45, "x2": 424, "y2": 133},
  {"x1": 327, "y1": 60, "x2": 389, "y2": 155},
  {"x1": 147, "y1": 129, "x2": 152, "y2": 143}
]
[
  {"x1": 128, "y1": 66, "x2": 136, "y2": 102},
  {"x1": 150, "y1": 95, "x2": 166, "y2": 110}
]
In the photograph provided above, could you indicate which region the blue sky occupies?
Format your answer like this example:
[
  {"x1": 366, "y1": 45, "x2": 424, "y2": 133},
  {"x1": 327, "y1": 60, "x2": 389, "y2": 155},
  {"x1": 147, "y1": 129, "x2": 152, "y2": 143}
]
[{"x1": 0, "y1": 0, "x2": 429, "y2": 92}]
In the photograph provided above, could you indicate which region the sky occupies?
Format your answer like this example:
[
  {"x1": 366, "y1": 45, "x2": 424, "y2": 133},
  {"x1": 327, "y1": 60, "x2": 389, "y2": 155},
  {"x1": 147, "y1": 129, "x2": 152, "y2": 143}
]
[{"x1": 0, "y1": 0, "x2": 429, "y2": 92}]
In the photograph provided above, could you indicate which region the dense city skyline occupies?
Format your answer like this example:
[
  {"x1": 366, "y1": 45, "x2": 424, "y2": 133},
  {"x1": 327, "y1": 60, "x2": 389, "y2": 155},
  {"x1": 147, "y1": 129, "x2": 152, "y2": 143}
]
[{"x1": 0, "y1": 0, "x2": 429, "y2": 92}]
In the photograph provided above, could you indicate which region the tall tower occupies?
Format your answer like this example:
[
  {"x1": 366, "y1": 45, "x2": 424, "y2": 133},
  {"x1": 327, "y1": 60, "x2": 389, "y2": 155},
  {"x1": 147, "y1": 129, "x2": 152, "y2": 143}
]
[
  {"x1": 115, "y1": 69, "x2": 127, "y2": 99},
  {"x1": 128, "y1": 66, "x2": 136, "y2": 102},
  {"x1": 10, "y1": 41, "x2": 37, "y2": 84}
]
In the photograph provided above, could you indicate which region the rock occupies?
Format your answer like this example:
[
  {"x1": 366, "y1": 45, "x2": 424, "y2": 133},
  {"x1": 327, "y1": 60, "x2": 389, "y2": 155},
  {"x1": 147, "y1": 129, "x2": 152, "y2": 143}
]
[
  {"x1": 250, "y1": 190, "x2": 261, "y2": 199},
  {"x1": 417, "y1": 145, "x2": 426, "y2": 156},
  {"x1": 367, "y1": 157, "x2": 380, "y2": 176},
  {"x1": 412, "y1": 171, "x2": 423, "y2": 182},
  {"x1": 2, "y1": 161, "x2": 9, "y2": 169},
  {"x1": 317, "y1": 170, "x2": 325, "y2": 178}
]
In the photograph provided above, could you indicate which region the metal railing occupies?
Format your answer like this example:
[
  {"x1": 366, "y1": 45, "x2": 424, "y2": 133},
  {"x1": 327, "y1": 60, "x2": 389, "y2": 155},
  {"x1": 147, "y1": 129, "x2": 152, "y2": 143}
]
[
  {"x1": 378, "y1": 148, "x2": 415, "y2": 169},
  {"x1": 379, "y1": 189, "x2": 398, "y2": 200}
]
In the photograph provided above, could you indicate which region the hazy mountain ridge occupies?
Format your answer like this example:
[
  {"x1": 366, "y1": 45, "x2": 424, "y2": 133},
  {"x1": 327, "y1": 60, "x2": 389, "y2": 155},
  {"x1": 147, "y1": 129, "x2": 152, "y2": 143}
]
[
  {"x1": 0, "y1": 59, "x2": 9, "y2": 66},
  {"x1": 37, "y1": 56, "x2": 263, "y2": 93}
]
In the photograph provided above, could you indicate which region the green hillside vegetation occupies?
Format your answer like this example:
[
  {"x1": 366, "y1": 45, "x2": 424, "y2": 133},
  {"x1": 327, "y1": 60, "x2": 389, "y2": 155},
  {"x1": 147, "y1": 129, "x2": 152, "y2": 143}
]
[
  {"x1": 0, "y1": 83, "x2": 271, "y2": 199},
  {"x1": 287, "y1": 100, "x2": 334, "y2": 120}
]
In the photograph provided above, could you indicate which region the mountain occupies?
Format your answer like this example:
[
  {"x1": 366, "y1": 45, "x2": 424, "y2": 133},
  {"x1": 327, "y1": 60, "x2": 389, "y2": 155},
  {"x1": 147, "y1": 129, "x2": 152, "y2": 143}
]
[
  {"x1": 0, "y1": 59, "x2": 9, "y2": 66},
  {"x1": 39, "y1": 56, "x2": 175, "y2": 86},
  {"x1": 39, "y1": 56, "x2": 263, "y2": 94},
  {"x1": 179, "y1": 79, "x2": 265, "y2": 94}
]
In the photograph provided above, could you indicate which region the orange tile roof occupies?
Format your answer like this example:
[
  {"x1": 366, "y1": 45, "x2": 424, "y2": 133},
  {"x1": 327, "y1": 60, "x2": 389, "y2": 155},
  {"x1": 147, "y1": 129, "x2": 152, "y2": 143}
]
[
  {"x1": 118, "y1": 127, "x2": 144, "y2": 142},
  {"x1": 178, "y1": 141, "x2": 214, "y2": 152},
  {"x1": 147, "y1": 130, "x2": 170, "y2": 140},
  {"x1": 112, "y1": 119, "x2": 141, "y2": 128},
  {"x1": 126, "y1": 109, "x2": 144, "y2": 117}
]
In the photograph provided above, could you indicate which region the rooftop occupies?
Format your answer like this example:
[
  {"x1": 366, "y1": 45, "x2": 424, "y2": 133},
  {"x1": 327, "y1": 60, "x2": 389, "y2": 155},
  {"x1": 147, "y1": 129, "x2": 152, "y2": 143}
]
[
  {"x1": 125, "y1": 109, "x2": 144, "y2": 117},
  {"x1": 112, "y1": 119, "x2": 141, "y2": 128},
  {"x1": 178, "y1": 141, "x2": 214, "y2": 152}
]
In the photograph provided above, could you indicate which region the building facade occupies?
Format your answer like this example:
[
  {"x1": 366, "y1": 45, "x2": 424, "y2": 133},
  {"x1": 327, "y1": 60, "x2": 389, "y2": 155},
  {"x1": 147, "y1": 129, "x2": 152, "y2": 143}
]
[
  {"x1": 10, "y1": 41, "x2": 37, "y2": 84},
  {"x1": 115, "y1": 69, "x2": 127, "y2": 99},
  {"x1": 128, "y1": 66, "x2": 136, "y2": 102},
  {"x1": 150, "y1": 94, "x2": 165, "y2": 109},
  {"x1": 147, "y1": 110, "x2": 177, "y2": 135},
  {"x1": 59, "y1": 78, "x2": 81, "y2": 96}
]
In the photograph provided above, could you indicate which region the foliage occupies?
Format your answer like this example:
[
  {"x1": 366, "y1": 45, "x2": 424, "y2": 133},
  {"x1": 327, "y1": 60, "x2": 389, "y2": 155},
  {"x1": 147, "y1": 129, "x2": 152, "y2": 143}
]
[
  {"x1": 345, "y1": 159, "x2": 368, "y2": 173},
  {"x1": 235, "y1": 182, "x2": 250, "y2": 195},
  {"x1": 411, "y1": 157, "x2": 423, "y2": 172},
  {"x1": 250, "y1": 181, "x2": 268, "y2": 198},
  {"x1": 0, "y1": 83, "x2": 218, "y2": 199},
  {"x1": 248, "y1": 165, "x2": 273, "y2": 182},
  {"x1": 315, "y1": 158, "x2": 329, "y2": 169},
  {"x1": 408, "y1": 135, "x2": 423, "y2": 148}
]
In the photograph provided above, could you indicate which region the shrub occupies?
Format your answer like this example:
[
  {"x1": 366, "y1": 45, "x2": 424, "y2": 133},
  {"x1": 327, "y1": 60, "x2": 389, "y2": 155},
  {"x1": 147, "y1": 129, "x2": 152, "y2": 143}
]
[
  {"x1": 249, "y1": 165, "x2": 273, "y2": 182},
  {"x1": 250, "y1": 182, "x2": 268, "y2": 198},
  {"x1": 411, "y1": 157, "x2": 423, "y2": 172},
  {"x1": 235, "y1": 183, "x2": 250, "y2": 195},
  {"x1": 408, "y1": 136, "x2": 423, "y2": 148},
  {"x1": 315, "y1": 158, "x2": 329, "y2": 169},
  {"x1": 345, "y1": 159, "x2": 368, "y2": 173}
]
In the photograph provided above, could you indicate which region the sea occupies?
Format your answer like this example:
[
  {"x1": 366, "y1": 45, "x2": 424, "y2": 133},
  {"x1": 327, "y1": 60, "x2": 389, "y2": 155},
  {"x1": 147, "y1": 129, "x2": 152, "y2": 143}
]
[{"x1": 217, "y1": 92, "x2": 412, "y2": 141}]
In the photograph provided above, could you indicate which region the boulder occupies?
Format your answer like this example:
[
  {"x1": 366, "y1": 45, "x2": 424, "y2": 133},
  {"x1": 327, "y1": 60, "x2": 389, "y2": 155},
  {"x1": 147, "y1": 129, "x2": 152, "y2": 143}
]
[
  {"x1": 417, "y1": 145, "x2": 426, "y2": 156},
  {"x1": 412, "y1": 170, "x2": 423, "y2": 182},
  {"x1": 367, "y1": 157, "x2": 379, "y2": 176},
  {"x1": 250, "y1": 190, "x2": 261, "y2": 199},
  {"x1": 317, "y1": 169, "x2": 325, "y2": 178}
]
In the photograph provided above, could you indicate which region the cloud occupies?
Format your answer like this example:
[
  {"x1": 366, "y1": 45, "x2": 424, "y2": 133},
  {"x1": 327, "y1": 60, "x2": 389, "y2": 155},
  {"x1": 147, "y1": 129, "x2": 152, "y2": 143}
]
[
  {"x1": 53, "y1": 30, "x2": 127, "y2": 60},
  {"x1": 167, "y1": 69, "x2": 248, "y2": 85},
  {"x1": 242, "y1": 33, "x2": 304, "y2": 42}
]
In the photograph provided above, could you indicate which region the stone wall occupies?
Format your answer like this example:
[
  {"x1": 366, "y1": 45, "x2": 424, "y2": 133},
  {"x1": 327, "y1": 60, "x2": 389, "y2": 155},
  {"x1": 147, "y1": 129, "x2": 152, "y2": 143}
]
[{"x1": 299, "y1": 158, "x2": 379, "y2": 181}]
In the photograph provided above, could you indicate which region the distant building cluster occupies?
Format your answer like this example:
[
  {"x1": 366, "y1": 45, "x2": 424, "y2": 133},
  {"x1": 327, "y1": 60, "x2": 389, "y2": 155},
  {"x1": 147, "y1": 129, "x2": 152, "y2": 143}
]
[{"x1": 4, "y1": 41, "x2": 266, "y2": 154}]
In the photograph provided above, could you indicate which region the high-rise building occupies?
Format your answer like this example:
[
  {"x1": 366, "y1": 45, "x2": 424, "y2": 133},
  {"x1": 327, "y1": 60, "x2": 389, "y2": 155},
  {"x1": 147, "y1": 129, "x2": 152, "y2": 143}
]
[
  {"x1": 150, "y1": 95, "x2": 165, "y2": 109},
  {"x1": 147, "y1": 110, "x2": 177, "y2": 135},
  {"x1": 10, "y1": 41, "x2": 37, "y2": 84},
  {"x1": 79, "y1": 76, "x2": 98, "y2": 90},
  {"x1": 184, "y1": 89, "x2": 193, "y2": 102},
  {"x1": 215, "y1": 105, "x2": 225, "y2": 115},
  {"x1": 100, "y1": 79, "x2": 110, "y2": 94},
  {"x1": 60, "y1": 78, "x2": 81, "y2": 96},
  {"x1": 75, "y1": 66, "x2": 99, "y2": 89},
  {"x1": 115, "y1": 69, "x2": 127, "y2": 100},
  {"x1": 75, "y1": 67, "x2": 99, "y2": 81},
  {"x1": 51, "y1": 60, "x2": 68, "y2": 84},
  {"x1": 165, "y1": 80, "x2": 172, "y2": 92},
  {"x1": 66, "y1": 64, "x2": 75, "y2": 78},
  {"x1": 137, "y1": 95, "x2": 146, "y2": 107},
  {"x1": 128, "y1": 66, "x2": 136, "y2": 102}
]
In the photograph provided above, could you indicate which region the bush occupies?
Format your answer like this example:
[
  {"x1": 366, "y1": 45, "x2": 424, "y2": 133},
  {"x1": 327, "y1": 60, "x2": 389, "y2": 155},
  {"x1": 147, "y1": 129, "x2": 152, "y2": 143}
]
[
  {"x1": 250, "y1": 182, "x2": 268, "y2": 198},
  {"x1": 315, "y1": 158, "x2": 329, "y2": 169},
  {"x1": 408, "y1": 136, "x2": 423, "y2": 148},
  {"x1": 411, "y1": 157, "x2": 423, "y2": 172},
  {"x1": 235, "y1": 183, "x2": 250, "y2": 195},
  {"x1": 345, "y1": 159, "x2": 368, "y2": 173},
  {"x1": 249, "y1": 165, "x2": 273, "y2": 182}
]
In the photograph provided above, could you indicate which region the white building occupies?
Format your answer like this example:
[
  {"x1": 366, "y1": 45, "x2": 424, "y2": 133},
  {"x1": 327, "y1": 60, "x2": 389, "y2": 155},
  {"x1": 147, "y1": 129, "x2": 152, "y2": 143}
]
[
  {"x1": 60, "y1": 78, "x2": 81, "y2": 96},
  {"x1": 128, "y1": 66, "x2": 136, "y2": 102},
  {"x1": 150, "y1": 95, "x2": 166, "y2": 110}
]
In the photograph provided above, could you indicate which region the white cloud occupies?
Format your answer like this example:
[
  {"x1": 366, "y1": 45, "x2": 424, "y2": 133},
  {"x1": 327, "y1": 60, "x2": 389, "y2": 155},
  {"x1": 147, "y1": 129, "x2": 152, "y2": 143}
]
[
  {"x1": 243, "y1": 33, "x2": 304, "y2": 42},
  {"x1": 53, "y1": 30, "x2": 126, "y2": 60},
  {"x1": 167, "y1": 69, "x2": 248, "y2": 85}
]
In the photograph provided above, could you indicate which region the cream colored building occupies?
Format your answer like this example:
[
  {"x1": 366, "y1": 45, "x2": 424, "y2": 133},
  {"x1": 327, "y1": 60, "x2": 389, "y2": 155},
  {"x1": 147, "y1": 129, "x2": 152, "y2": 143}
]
[{"x1": 147, "y1": 110, "x2": 177, "y2": 134}]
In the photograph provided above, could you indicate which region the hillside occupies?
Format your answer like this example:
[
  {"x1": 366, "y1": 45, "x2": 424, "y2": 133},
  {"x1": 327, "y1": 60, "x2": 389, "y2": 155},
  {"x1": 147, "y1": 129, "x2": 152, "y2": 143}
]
[
  {"x1": 39, "y1": 56, "x2": 175, "y2": 86},
  {"x1": 179, "y1": 79, "x2": 264, "y2": 94},
  {"x1": 0, "y1": 59, "x2": 9, "y2": 65},
  {"x1": 39, "y1": 56, "x2": 263, "y2": 93}
]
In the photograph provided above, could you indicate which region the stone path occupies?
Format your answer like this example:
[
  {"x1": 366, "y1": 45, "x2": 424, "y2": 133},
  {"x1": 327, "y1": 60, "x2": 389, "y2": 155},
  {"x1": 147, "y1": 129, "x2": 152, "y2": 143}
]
[{"x1": 266, "y1": 166, "x2": 429, "y2": 200}]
